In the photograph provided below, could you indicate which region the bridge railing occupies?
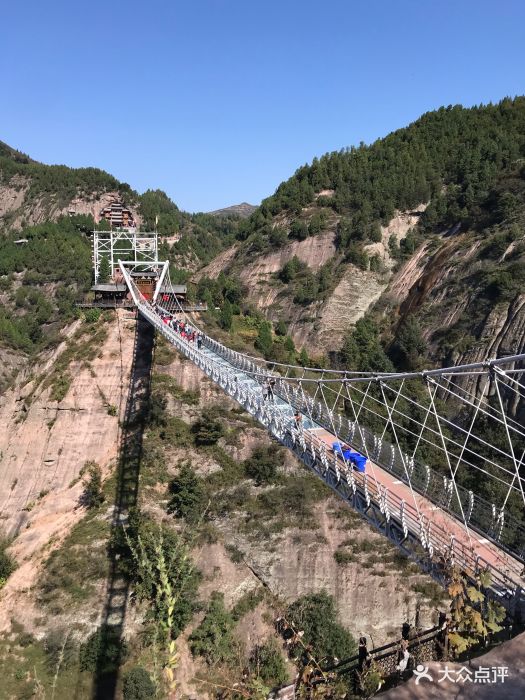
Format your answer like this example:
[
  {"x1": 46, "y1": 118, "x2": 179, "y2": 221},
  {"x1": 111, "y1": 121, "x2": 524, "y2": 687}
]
[
  {"x1": 177, "y1": 321, "x2": 524, "y2": 592},
  {"x1": 323, "y1": 625, "x2": 441, "y2": 676}
]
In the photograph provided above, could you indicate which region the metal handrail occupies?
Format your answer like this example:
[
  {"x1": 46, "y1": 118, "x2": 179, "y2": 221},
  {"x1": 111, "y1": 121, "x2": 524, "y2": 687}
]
[{"x1": 323, "y1": 625, "x2": 440, "y2": 674}]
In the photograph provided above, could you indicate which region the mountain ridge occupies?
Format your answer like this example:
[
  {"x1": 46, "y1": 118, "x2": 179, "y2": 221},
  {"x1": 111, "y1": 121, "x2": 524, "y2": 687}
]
[{"x1": 208, "y1": 202, "x2": 257, "y2": 218}]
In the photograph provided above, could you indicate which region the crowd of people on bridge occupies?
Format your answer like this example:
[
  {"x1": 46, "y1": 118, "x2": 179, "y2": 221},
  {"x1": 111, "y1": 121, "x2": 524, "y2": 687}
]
[
  {"x1": 151, "y1": 302, "x2": 371, "y2": 479},
  {"x1": 151, "y1": 303, "x2": 205, "y2": 349}
]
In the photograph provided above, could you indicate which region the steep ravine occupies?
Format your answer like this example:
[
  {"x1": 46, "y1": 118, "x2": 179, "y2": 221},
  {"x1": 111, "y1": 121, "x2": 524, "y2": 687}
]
[{"x1": 0, "y1": 318, "x2": 446, "y2": 698}]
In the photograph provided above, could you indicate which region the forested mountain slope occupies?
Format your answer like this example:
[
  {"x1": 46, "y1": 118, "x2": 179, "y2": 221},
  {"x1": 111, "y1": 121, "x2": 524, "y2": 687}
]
[
  {"x1": 0, "y1": 141, "x2": 239, "y2": 267},
  {"x1": 194, "y1": 98, "x2": 525, "y2": 373},
  {"x1": 0, "y1": 147, "x2": 241, "y2": 388}
]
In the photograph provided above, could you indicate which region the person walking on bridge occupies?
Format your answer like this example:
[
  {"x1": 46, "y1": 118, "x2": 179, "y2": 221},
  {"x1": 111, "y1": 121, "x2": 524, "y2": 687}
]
[{"x1": 265, "y1": 376, "x2": 276, "y2": 403}]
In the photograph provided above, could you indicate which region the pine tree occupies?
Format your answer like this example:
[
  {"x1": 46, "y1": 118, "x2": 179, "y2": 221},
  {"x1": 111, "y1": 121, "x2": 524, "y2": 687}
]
[
  {"x1": 98, "y1": 255, "x2": 111, "y2": 283},
  {"x1": 391, "y1": 316, "x2": 427, "y2": 370},
  {"x1": 192, "y1": 410, "x2": 225, "y2": 446},
  {"x1": 83, "y1": 463, "x2": 105, "y2": 509},
  {"x1": 189, "y1": 592, "x2": 236, "y2": 664},
  {"x1": 167, "y1": 463, "x2": 206, "y2": 524},
  {"x1": 219, "y1": 298, "x2": 233, "y2": 330},
  {"x1": 255, "y1": 321, "x2": 273, "y2": 357},
  {"x1": 298, "y1": 348, "x2": 309, "y2": 366},
  {"x1": 275, "y1": 319, "x2": 287, "y2": 336}
]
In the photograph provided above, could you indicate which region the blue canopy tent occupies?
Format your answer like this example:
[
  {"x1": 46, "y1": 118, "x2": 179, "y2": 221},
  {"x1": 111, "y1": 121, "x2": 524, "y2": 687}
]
[{"x1": 332, "y1": 442, "x2": 367, "y2": 472}]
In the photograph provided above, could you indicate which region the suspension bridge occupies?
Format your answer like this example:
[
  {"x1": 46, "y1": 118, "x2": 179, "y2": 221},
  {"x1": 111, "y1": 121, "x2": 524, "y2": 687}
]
[{"x1": 115, "y1": 257, "x2": 525, "y2": 620}]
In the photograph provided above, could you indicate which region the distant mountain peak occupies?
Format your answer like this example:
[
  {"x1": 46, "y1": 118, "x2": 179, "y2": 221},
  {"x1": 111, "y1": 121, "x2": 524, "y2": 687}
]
[{"x1": 209, "y1": 202, "x2": 257, "y2": 218}]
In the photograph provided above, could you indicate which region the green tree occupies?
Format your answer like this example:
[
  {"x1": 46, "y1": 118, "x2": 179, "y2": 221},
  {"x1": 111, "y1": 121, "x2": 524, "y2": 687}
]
[
  {"x1": 293, "y1": 271, "x2": 318, "y2": 305},
  {"x1": 250, "y1": 639, "x2": 288, "y2": 687},
  {"x1": 120, "y1": 517, "x2": 200, "y2": 638},
  {"x1": 98, "y1": 255, "x2": 111, "y2": 283},
  {"x1": 275, "y1": 319, "x2": 287, "y2": 336},
  {"x1": 345, "y1": 242, "x2": 369, "y2": 270},
  {"x1": 219, "y1": 298, "x2": 233, "y2": 330},
  {"x1": 123, "y1": 667, "x2": 155, "y2": 700},
  {"x1": 201, "y1": 288, "x2": 215, "y2": 315},
  {"x1": 279, "y1": 255, "x2": 305, "y2": 283},
  {"x1": 79, "y1": 625, "x2": 126, "y2": 673},
  {"x1": 82, "y1": 462, "x2": 105, "y2": 509},
  {"x1": 269, "y1": 226, "x2": 288, "y2": 248},
  {"x1": 167, "y1": 463, "x2": 206, "y2": 523},
  {"x1": 255, "y1": 321, "x2": 273, "y2": 357},
  {"x1": 369, "y1": 221, "x2": 382, "y2": 242},
  {"x1": 369, "y1": 254, "x2": 381, "y2": 272},
  {"x1": 286, "y1": 591, "x2": 356, "y2": 661},
  {"x1": 189, "y1": 591, "x2": 236, "y2": 664},
  {"x1": 97, "y1": 218, "x2": 111, "y2": 231},
  {"x1": 308, "y1": 212, "x2": 323, "y2": 236},
  {"x1": 192, "y1": 409, "x2": 225, "y2": 446},
  {"x1": 244, "y1": 445, "x2": 282, "y2": 485},
  {"x1": 340, "y1": 317, "x2": 393, "y2": 373},
  {"x1": 0, "y1": 539, "x2": 16, "y2": 588},
  {"x1": 390, "y1": 315, "x2": 427, "y2": 370},
  {"x1": 284, "y1": 335, "x2": 295, "y2": 355},
  {"x1": 290, "y1": 220, "x2": 309, "y2": 241},
  {"x1": 298, "y1": 348, "x2": 309, "y2": 366}
]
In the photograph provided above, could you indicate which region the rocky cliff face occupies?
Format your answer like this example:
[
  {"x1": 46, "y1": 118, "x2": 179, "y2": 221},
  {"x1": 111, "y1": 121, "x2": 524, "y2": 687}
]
[
  {"x1": 384, "y1": 229, "x2": 525, "y2": 415},
  {"x1": 0, "y1": 183, "x2": 142, "y2": 230},
  {"x1": 0, "y1": 311, "x2": 135, "y2": 631},
  {"x1": 196, "y1": 207, "x2": 426, "y2": 352}
]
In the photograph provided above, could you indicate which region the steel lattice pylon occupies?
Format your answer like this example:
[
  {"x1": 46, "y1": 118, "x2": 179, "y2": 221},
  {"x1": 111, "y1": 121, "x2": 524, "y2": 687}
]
[{"x1": 93, "y1": 229, "x2": 159, "y2": 282}]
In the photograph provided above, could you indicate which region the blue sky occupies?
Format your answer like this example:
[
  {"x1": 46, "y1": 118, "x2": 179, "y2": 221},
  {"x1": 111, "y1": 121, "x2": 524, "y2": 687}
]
[{"x1": 1, "y1": 0, "x2": 524, "y2": 212}]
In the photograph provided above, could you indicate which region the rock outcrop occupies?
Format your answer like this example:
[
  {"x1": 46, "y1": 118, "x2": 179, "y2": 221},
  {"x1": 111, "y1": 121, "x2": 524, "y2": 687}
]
[{"x1": 0, "y1": 186, "x2": 142, "y2": 230}]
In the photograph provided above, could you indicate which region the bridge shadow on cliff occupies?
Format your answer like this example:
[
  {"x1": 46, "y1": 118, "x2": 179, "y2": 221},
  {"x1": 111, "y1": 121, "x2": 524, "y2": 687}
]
[{"x1": 91, "y1": 313, "x2": 154, "y2": 700}]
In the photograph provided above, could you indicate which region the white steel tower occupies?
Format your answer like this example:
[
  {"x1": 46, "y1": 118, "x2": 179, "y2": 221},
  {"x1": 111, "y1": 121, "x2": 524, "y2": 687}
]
[{"x1": 92, "y1": 229, "x2": 159, "y2": 282}]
